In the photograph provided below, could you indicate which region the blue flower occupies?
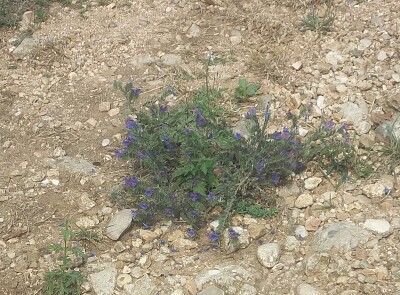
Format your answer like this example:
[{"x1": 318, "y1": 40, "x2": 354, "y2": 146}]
[
  {"x1": 257, "y1": 164, "x2": 265, "y2": 172},
  {"x1": 125, "y1": 177, "x2": 140, "y2": 188},
  {"x1": 265, "y1": 104, "x2": 270, "y2": 122},
  {"x1": 186, "y1": 229, "x2": 197, "y2": 239},
  {"x1": 160, "y1": 105, "x2": 168, "y2": 113},
  {"x1": 188, "y1": 210, "x2": 199, "y2": 218},
  {"x1": 123, "y1": 133, "x2": 137, "y2": 147},
  {"x1": 338, "y1": 123, "x2": 347, "y2": 132},
  {"x1": 189, "y1": 192, "x2": 201, "y2": 201},
  {"x1": 164, "y1": 208, "x2": 173, "y2": 218},
  {"x1": 130, "y1": 88, "x2": 141, "y2": 96},
  {"x1": 245, "y1": 107, "x2": 256, "y2": 119},
  {"x1": 149, "y1": 107, "x2": 156, "y2": 116},
  {"x1": 208, "y1": 231, "x2": 220, "y2": 243},
  {"x1": 273, "y1": 131, "x2": 282, "y2": 140},
  {"x1": 139, "y1": 202, "x2": 149, "y2": 211},
  {"x1": 185, "y1": 128, "x2": 191, "y2": 136},
  {"x1": 282, "y1": 127, "x2": 290, "y2": 140},
  {"x1": 145, "y1": 189, "x2": 153, "y2": 197},
  {"x1": 131, "y1": 209, "x2": 138, "y2": 218},
  {"x1": 234, "y1": 133, "x2": 241, "y2": 140},
  {"x1": 197, "y1": 116, "x2": 206, "y2": 126},
  {"x1": 324, "y1": 121, "x2": 335, "y2": 129},
  {"x1": 228, "y1": 228, "x2": 240, "y2": 239},
  {"x1": 125, "y1": 118, "x2": 139, "y2": 129},
  {"x1": 207, "y1": 192, "x2": 216, "y2": 201},
  {"x1": 271, "y1": 172, "x2": 280, "y2": 185},
  {"x1": 162, "y1": 135, "x2": 169, "y2": 142},
  {"x1": 115, "y1": 149, "x2": 126, "y2": 158}
]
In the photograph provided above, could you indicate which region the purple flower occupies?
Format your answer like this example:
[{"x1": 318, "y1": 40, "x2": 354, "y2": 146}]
[
  {"x1": 185, "y1": 128, "x2": 191, "y2": 136},
  {"x1": 273, "y1": 131, "x2": 282, "y2": 140},
  {"x1": 287, "y1": 111, "x2": 293, "y2": 119},
  {"x1": 344, "y1": 134, "x2": 350, "y2": 143},
  {"x1": 137, "y1": 151, "x2": 149, "y2": 159},
  {"x1": 130, "y1": 88, "x2": 141, "y2": 96},
  {"x1": 189, "y1": 192, "x2": 201, "y2": 201},
  {"x1": 197, "y1": 116, "x2": 206, "y2": 126},
  {"x1": 282, "y1": 127, "x2": 290, "y2": 140},
  {"x1": 234, "y1": 133, "x2": 241, "y2": 140},
  {"x1": 208, "y1": 231, "x2": 220, "y2": 243},
  {"x1": 123, "y1": 133, "x2": 137, "y2": 146},
  {"x1": 160, "y1": 105, "x2": 168, "y2": 113},
  {"x1": 88, "y1": 252, "x2": 96, "y2": 258},
  {"x1": 125, "y1": 177, "x2": 140, "y2": 188},
  {"x1": 258, "y1": 164, "x2": 265, "y2": 172},
  {"x1": 245, "y1": 107, "x2": 256, "y2": 119},
  {"x1": 271, "y1": 172, "x2": 280, "y2": 185},
  {"x1": 125, "y1": 118, "x2": 139, "y2": 129},
  {"x1": 207, "y1": 192, "x2": 216, "y2": 201},
  {"x1": 265, "y1": 104, "x2": 270, "y2": 122},
  {"x1": 324, "y1": 121, "x2": 335, "y2": 130},
  {"x1": 188, "y1": 210, "x2": 199, "y2": 219},
  {"x1": 164, "y1": 208, "x2": 174, "y2": 218},
  {"x1": 194, "y1": 108, "x2": 202, "y2": 116},
  {"x1": 185, "y1": 151, "x2": 191, "y2": 159},
  {"x1": 131, "y1": 209, "x2": 138, "y2": 218},
  {"x1": 139, "y1": 202, "x2": 149, "y2": 211},
  {"x1": 208, "y1": 132, "x2": 213, "y2": 139},
  {"x1": 228, "y1": 228, "x2": 240, "y2": 239},
  {"x1": 149, "y1": 107, "x2": 156, "y2": 116},
  {"x1": 186, "y1": 229, "x2": 197, "y2": 239},
  {"x1": 115, "y1": 149, "x2": 126, "y2": 158},
  {"x1": 338, "y1": 123, "x2": 347, "y2": 132},
  {"x1": 145, "y1": 189, "x2": 153, "y2": 197},
  {"x1": 162, "y1": 135, "x2": 169, "y2": 142}
]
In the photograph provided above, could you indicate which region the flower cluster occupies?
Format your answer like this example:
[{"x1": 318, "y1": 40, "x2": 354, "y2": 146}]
[{"x1": 113, "y1": 81, "x2": 364, "y2": 245}]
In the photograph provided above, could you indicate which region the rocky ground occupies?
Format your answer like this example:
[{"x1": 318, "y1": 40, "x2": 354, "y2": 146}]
[{"x1": 0, "y1": 0, "x2": 400, "y2": 294}]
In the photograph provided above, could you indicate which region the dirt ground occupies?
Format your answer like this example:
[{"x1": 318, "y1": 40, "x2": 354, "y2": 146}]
[{"x1": 0, "y1": 0, "x2": 399, "y2": 294}]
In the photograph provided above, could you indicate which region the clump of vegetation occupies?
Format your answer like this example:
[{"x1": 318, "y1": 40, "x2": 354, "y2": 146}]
[
  {"x1": 112, "y1": 68, "x2": 368, "y2": 241},
  {"x1": 41, "y1": 221, "x2": 86, "y2": 295},
  {"x1": 299, "y1": 2, "x2": 335, "y2": 34},
  {"x1": 234, "y1": 78, "x2": 261, "y2": 102}
]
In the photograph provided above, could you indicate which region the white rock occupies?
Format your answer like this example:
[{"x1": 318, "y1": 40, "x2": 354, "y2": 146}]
[
  {"x1": 297, "y1": 283, "x2": 321, "y2": 295},
  {"x1": 106, "y1": 209, "x2": 133, "y2": 240},
  {"x1": 316, "y1": 96, "x2": 325, "y2": 109},
  {"x1": 102, "y1": 139, "x2": 110, "y2": 147},
  {"x1": 90, "y1": 265, "x2": 117, "y2": 295},
  {"x1": 295, "y1": 193, "x2": 313, "y2": 208},
  {"x1": 295, "y1": 225, "x2": 308, "y2": 240},
  {"x1": 79, "y1": 193, "x2": 96, "y2": 211},
  {"x1": 257, "y1": 242, "x2": 281, "y2": 268},
  {"x1": 377, "y1": 50, "x2": 387, "y2": 61},
  {"x1": 76, "y1": 216, "x2": 99, "y2": 228},
  {"x1": 292, "y1": 61, "x2": 302, "y2": 71},
  {"x1": 222, "y1": 226, "x2": 250, "y2": 253},
  {"x1": 358, "y1": 39, "x2": 372, "y2": 50},
  {"x1": 304, "y1": 177, "x2": 322, "y2": 190},
  {"x1": 364, "y1": 219, "x2": 391, "y2": 237},
  {"x1": 53, "y1": 147, "x2": 66, "y2": 158},
  {"x1": 116, "y1": 274, "x2": 132, "y2": 287},
  {"x1": 99, "y1": 102, "x2": 111, "y2": 112},
  {"x1": 362, "y1": 183, "x2": 385, "y2": 198},
  {"x1": 187, "y1": 23, "x2": 201, "y2": 38},
  {"x1": 325, "y1": 51, "x2": 344, "y2": 67},
  {"x1": 172, "y1": 238, "x2": 198, "y2": 250},
  {"x1": 298, "y1": 127, "x2": 309, "y2": 137},
  {"x1": 108, "y1": 108, "x2": 120, "y2": 117}
]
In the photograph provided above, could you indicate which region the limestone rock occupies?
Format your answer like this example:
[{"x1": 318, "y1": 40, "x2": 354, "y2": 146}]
[
  {"x1": 106, "y1": 209, "x2": 133, "y2": 240},
  {"x1": 257, "y1": 243, "x2": 281, "y2": 268}
]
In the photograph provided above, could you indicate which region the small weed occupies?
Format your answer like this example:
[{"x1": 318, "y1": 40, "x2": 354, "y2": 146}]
[
  {"x1": 73, "y1": 227, "x2": 101, "y2": 251},
  {"x1": 0, "y1": 3, "x2": 18, "y2": 27},
  {"x1": 381, "y1": 116, "x2": 400, "y2": 173},
  {"x1": 35, "y1": 0, "x2": 50, "y2": 7},
  {"x1": 58, "y1": 0, "x2": 72, "y2": 5},
  {"x1": 41, "y1": 221, "x2": 85, "y2": 295},
  {"x1": 235, "y1": 201, "x2": 278, "y2": 218},
  {"x1": 35, "y1": 10, "x2": 48, "y2": 22},
  {"x1": 299, "y1": 5, "x2": 335, "y2": 34},
  {"x1": 98, "y1": 0, "x2": 110, "y2": 6},
  {"x1": 234, "y1": 79, "x2": 261, "y2": 102}
]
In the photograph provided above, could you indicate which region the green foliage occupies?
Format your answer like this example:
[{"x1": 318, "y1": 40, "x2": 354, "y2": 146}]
[
  {"x1": 235, "y1": 201, "x2": 278, "y2": 218},
  {"x1": 35, "y1": 0, "x2": 50, "y2": 7},
  {"x1": 234, "y1": 79, "x2": 261, "y2": 102},
  {"x1": 381, "y1": 116, "x2": 400, "y2": 173},
  {"x1": 35, "y1": 10, "x2": 48, "y2": 22},
  {"x1": 113, "y1": 63, "x2": 367, "y2": 238},
  {"x1": 41, "y1": 221, "x2": 85, "y2": 295},
  {"x1": 0, "y1": 3, "x2": 18, "y2": 27},
  {"x1": 299, "y1": 5, "x2": 335, "y2": 34}
]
